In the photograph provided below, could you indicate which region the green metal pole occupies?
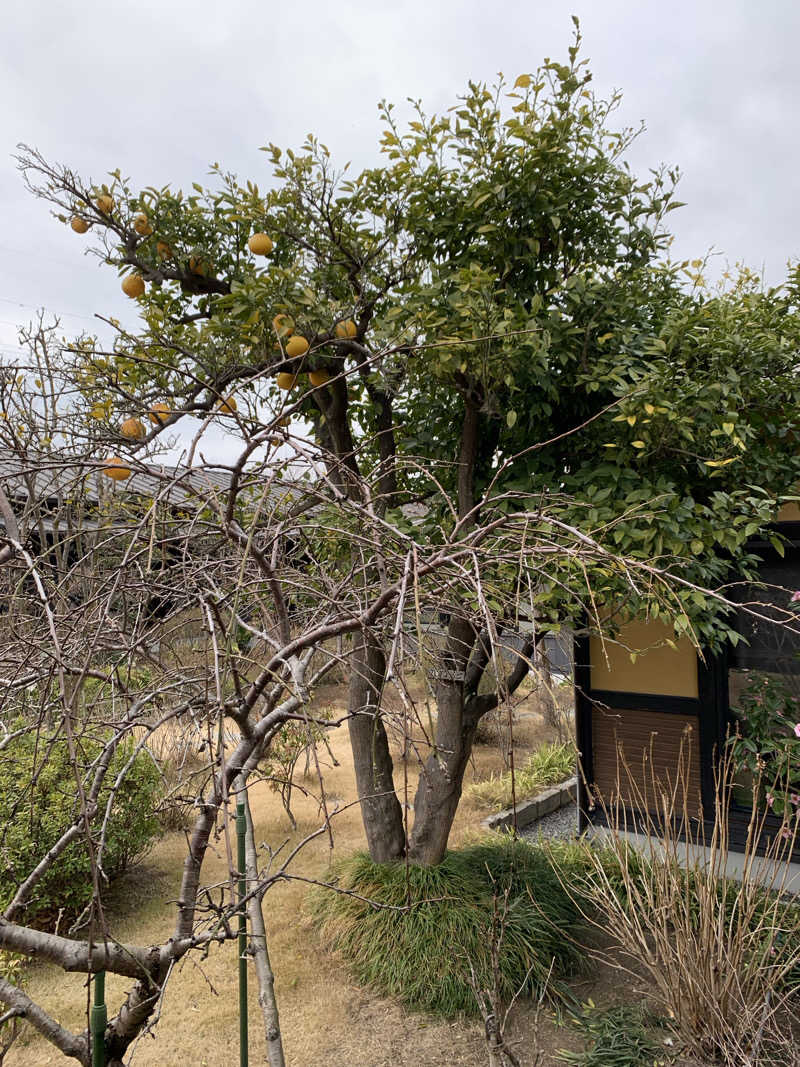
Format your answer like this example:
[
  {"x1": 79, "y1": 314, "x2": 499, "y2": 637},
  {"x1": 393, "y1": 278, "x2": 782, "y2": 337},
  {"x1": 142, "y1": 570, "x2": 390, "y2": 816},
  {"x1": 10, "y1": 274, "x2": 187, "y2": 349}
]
[
  {"x1": 91, "y1": 970, "x2": 107, "y2": 1067},
  {"x1": 236, "y1": 800, "x2": 249, "y2": 1067}
]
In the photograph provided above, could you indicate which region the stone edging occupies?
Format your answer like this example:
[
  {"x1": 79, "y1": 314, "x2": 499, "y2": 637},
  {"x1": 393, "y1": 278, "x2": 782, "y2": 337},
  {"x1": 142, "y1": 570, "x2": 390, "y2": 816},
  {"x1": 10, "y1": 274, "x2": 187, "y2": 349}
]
[{"x1": 481, "y1": 776, "x2": 577, "y2": 832}]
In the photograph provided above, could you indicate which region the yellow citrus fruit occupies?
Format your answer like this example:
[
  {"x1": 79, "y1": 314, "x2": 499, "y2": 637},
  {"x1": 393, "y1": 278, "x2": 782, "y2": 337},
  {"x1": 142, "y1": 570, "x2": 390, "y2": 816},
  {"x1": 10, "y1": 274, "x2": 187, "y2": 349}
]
[
  {"x1": 70, "y1": 217, "x2": 89, "y2": 234},
  {"x1": 156, "y1": 241, "x2": 173, "y2": 259},
  {"x1": 95, "y1": 194, "x2": 114, "y2": 215},
  {"x1": 133, "y1": 213, "x2": 153, "y2": 236},
  {"x1": 285, "y1": 335, "x2": 309, "y2": 358},
  {"x1": 272, "y1": 314, "x2": 294, "y2": 338},
  {"x1": 120, "y1": 417, "x2": 146, "y2": 440},
  {"x1": 309, "y1": 368, "x2": 330, "y2": 387},
  {"x1": 217, "y1": 396, "x2": 237, "y2": 414},
  {"x1": 335, "y1": 319, "x2": 357, "y2": 338},
  {"x1": 276, "y1": 372, "x2": 296, "y2": 390},
  {"x1": 122, "y1": 274, "x2": 145, "y2": 299},
  {"x1": 248, "y1": 233, "x2": 274, "y2": 256},
  {"x1": 148, "y1": 402, "x2": 171, "y2": 425},
  {"x1": 188, "y1": 255, "x2": 210, "y2": 277},
  {"x1": 103, "y1": 456, "x2": 132, "y2": 481}
]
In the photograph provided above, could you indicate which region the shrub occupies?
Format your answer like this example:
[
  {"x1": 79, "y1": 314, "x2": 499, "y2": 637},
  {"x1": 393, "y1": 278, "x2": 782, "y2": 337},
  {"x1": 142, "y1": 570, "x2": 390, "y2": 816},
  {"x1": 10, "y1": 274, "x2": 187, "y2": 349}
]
[
  {"x1": 467, "y1": 740, "x2": 576, "y2": 809},
  {"x1": 259, "y1": 714, "x2": 333, "y2": 829},
  {"x1": 309, "y1": 837, "x2": 586, "y2": 1017},
  {"x1": 727, "y1": 672, "x2": 800, "y2": 816},
  {"x1": 554, "y1": 742, "x2": 800, "y2": 1065},
  {"x1": 0, "y1": 727, "x2": 162, "y2": 928}
]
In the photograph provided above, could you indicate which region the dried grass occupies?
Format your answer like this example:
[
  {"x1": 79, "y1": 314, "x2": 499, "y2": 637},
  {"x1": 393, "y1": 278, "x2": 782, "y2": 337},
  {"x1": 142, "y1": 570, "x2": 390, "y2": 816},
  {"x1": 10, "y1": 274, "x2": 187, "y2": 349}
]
[{"x1": 558, "y1": 735, "x2": 800, "y2": 1066}]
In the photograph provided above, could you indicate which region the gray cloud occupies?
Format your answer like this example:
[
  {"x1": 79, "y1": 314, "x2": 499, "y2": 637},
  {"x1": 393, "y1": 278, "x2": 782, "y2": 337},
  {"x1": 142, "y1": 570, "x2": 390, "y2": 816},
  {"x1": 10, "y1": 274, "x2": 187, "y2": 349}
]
[{"x1": 1, "y1": 0, "x2": 797, "y2": 452}]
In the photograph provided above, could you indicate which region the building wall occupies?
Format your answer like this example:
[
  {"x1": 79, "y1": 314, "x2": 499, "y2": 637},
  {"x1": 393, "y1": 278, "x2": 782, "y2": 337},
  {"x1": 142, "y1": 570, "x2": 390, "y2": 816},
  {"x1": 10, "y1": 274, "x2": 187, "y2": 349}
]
[
  {"x1": 582, "y1": 618, "x2": 704, "y2": 819},
  {"x1": 590, "y1": 706, "x2": 703, "y2": 817},
  {"x1": 589, "y1": 618, "x2": 698, "y2": 698},
  {"x1": 777, "y1": 500, "x2": 800, "y2": 522}
]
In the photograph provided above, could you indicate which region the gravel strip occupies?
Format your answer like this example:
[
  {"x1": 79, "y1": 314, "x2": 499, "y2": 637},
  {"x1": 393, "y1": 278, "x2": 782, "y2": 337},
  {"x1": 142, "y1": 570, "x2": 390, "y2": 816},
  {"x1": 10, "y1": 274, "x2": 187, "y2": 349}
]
[{"x1": 520, "y1": 802, "x2": 578, "y2": 842}]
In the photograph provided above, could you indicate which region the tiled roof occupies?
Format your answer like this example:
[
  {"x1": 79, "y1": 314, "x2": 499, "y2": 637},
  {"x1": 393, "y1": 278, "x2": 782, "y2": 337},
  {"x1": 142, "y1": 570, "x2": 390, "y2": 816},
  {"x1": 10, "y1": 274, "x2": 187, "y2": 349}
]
[{"x1": 0, "y1": 448, "x2": 301, "y2": 529}]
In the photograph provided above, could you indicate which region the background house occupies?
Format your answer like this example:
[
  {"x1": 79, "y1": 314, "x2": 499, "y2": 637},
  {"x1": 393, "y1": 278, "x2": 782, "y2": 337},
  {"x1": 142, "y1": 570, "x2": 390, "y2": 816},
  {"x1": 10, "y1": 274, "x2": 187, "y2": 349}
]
[{"x1": 575, "y1": 499, "x2": 800, "y2": 865}]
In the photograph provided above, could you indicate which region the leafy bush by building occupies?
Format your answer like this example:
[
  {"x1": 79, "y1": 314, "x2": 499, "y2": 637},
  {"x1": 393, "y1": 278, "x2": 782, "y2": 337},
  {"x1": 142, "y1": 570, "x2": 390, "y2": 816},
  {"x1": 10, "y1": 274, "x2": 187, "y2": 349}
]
[{"x1": 728, "y1": 672, "x2": 800, "y2": 816}]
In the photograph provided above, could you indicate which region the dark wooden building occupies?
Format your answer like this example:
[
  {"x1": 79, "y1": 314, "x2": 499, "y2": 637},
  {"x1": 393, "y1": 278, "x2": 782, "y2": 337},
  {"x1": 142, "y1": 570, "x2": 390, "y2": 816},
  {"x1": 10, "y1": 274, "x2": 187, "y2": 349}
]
[{"x1": 575, "y1": 501, "x2": 800, "y2": 861}]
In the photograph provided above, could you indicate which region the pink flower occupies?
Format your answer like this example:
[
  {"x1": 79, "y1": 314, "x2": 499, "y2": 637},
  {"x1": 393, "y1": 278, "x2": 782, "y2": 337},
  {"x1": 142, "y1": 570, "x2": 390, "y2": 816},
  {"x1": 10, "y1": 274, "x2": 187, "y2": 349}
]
[
  {"x1": 794, "y1": 723, "x2": 800, "y2": 738},
  {"x1": 792, "y1": 794, "x2": 800, "y2": 806},
  {"x1": 766, "y1": 792, "x2": 774, "y2": 808},
  {"x1": 791, "y1": 590, "x2": 800, "y2": 603}
]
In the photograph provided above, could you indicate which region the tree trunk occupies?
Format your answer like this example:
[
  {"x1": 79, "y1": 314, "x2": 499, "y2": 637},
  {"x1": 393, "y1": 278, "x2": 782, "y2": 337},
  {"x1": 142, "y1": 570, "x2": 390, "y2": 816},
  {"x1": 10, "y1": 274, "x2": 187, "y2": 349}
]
[
  {"x1": 243, "y1": 788, "x2": 286, "y2": 1067},
  {"x1": 536, "y1": 640, "x2": 558, "y2": 728},
  {"x1": 409, "y1": 396, "x2": 483, "y2": 866},
  {"x1": 409, "y1": 625, "x2": 534, "y2": 866},
  {"x1": 347, "y1": 631, "x2": 406, "y2": 863},
  {"x1": 408, "y1": 679, "x2": 480, "y2": 866}
]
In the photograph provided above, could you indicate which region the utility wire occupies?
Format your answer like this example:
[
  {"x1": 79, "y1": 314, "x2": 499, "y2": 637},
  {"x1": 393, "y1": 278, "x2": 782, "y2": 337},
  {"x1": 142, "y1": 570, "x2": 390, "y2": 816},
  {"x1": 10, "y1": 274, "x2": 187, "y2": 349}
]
[{"x1": 0, "y1": 296, "x2": 99, "y2": 325}]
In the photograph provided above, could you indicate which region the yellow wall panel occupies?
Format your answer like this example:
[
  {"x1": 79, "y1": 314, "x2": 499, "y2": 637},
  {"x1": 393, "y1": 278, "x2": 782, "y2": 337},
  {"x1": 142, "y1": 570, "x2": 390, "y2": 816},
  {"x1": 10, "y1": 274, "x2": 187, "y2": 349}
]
[
  {"x1": 590, "y1": 618, "x2": 698, "y2": 698},
  {"x1": 778, "y1": 500, "x2": 800, "y2": 522}
]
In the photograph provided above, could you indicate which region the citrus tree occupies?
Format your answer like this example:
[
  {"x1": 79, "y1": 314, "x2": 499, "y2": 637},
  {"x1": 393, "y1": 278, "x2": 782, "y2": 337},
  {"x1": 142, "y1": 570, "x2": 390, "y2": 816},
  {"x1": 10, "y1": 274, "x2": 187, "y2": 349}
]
[
  {"x1": 17, "y1": 24, "x2": 800, "y2": 867},
  {"x1": 0, "y1": 319, "x2": 740, "y2": 1065}
]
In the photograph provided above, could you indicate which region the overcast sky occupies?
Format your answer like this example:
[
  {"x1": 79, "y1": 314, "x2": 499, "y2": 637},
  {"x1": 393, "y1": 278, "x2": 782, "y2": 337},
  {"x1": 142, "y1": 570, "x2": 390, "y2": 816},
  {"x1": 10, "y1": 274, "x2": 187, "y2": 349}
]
[{"x1": 1, "y1": 0, "x2": 797, "y2": 459}]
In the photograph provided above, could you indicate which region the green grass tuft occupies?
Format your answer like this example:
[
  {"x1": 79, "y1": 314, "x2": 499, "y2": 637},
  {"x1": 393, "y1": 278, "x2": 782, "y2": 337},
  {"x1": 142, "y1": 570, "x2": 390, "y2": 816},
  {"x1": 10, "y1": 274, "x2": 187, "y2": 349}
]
[
  {"x1": 557, "y1": 1003, "x2": 669, "y2": 1066},
  {"x1": 309, "y1": 837, "x2": 586, "y2": 1018},
  {"x1": 466, "y1": 740, "x2": 576, "y2": 810}
]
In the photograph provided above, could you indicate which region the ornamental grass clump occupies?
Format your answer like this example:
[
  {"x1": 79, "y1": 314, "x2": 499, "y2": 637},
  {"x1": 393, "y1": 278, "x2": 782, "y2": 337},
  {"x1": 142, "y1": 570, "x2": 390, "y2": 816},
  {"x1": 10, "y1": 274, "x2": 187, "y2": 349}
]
[
  {"x1": 309, "y1": 837, "x2": 586, "y2": 1018},
  {"x1": 467, "y1": 740, "x2": 576, "y2": 810},
  {"x1": 554, "y1": 734, "x2": 800, "y2": 1066}
]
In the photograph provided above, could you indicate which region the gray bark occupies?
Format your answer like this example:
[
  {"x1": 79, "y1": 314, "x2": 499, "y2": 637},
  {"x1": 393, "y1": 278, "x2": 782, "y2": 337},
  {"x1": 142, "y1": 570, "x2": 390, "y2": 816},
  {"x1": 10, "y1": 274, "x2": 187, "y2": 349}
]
[
  {"x1": 243, "y1": 787, "x2": 286, "y2": 1067},
  {"x1": 0, "y1": 977, "x2": 87, "y2": 1065},
  {"x1": 347, "y1": 631, "x2": 406, "y2": 863}
]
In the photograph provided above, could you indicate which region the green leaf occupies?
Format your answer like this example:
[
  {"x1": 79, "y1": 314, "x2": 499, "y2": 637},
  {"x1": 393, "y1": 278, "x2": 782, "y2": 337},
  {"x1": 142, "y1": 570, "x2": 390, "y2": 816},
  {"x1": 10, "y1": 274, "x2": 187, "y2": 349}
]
[{"x1": 769, "y1": 535, "x2": 785, "y2": 557}]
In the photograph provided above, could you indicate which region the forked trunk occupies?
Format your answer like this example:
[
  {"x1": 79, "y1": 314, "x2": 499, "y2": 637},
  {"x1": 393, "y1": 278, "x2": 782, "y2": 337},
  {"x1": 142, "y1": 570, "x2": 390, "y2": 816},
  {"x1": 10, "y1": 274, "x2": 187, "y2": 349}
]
[
  {"x1": 347, "y1": 631, "x2": 406, "y2": 863},
  {"x1": 408, "y1": 680, "x2": 480, "y2": 867}
]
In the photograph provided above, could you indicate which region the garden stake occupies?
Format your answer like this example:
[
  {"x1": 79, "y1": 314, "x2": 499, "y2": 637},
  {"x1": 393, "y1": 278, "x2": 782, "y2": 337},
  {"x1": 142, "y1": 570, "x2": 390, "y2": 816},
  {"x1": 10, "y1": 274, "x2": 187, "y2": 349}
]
[
  {"x1": 91, "y1": 970, "x2": 107, "y2": 1067},
  {"x1": 237, "y1": 799, "x2": 249, "y2": 1067}
]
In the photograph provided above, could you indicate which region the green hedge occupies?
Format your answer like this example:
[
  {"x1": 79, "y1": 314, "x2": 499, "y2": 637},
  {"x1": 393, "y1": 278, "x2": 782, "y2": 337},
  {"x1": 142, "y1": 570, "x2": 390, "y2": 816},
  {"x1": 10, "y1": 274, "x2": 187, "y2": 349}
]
[{"x1": 0, "y1": 727, "x2": 162, "y2": 928}]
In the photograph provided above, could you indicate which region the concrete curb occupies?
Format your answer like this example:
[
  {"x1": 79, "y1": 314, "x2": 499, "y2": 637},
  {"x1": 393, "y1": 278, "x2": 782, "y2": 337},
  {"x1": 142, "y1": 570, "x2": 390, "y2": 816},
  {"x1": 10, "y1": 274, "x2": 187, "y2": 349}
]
[{"x1": 481, "y1": 776, "x2": 577, "y2": 832}]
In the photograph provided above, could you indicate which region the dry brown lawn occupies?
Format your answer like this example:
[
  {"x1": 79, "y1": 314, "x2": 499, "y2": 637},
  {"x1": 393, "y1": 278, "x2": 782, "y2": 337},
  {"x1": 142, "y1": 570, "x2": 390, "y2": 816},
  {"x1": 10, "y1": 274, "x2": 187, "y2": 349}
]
[{"x1": 7, "y1": 685, "x2": 620, "y2": 1067}]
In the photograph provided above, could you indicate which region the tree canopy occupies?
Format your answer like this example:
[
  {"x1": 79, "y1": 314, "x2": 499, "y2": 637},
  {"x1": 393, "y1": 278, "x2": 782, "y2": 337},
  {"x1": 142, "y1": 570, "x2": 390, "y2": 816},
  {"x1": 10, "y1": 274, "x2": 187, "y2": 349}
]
[
  {"x1": 13, "y1": 26, "x2": 800, "y2": 869},
  {"x1": 19, "y1": 28, "x2": 800, "y2": 647}
]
